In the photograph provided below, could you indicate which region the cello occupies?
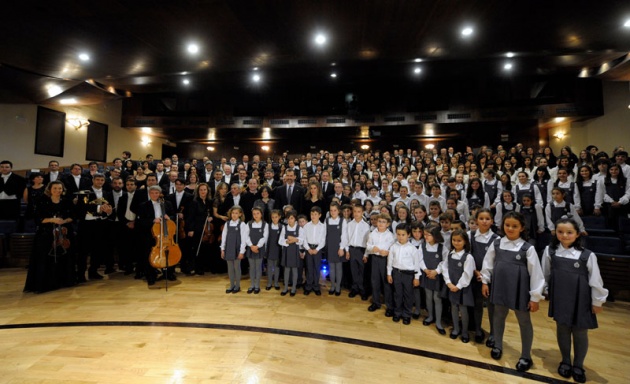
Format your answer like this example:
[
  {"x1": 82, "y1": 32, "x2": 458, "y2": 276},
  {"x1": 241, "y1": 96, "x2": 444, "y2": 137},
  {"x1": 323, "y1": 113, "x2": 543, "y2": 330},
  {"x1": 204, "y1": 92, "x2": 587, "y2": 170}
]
[{"x1": 150, "y1": 198, "x2": 182, "y2": 289}]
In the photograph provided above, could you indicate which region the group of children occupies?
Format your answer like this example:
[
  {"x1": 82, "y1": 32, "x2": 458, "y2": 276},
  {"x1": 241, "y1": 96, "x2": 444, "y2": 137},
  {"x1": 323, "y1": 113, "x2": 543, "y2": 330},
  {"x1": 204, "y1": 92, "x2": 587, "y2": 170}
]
[{"x1": 219, "y1": 200, "x2": 607, "y2": 383}]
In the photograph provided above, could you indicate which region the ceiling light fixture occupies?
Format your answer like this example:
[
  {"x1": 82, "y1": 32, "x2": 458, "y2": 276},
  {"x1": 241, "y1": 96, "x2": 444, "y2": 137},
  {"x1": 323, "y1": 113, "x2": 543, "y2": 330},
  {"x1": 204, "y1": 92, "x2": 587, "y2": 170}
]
[
  {"x1": 553, "y1": 132, "x2": 566, "y2": 140},
  {"x1": 503, "y1": 62, "x2": 513, "y2": 71},
  {"x1": 252, "y1": 74, "x2": 261, "y2": 83},
  {"x1": 78, "y1": 53, "x2": 90, "y2": 61},
  {"x1": 624, "y1": 19, "x2": 630, "y2": 28},
  {"x1": 66, "y1": 116, "x2": 89, "y2": 130},
  {"x1": 261, "y1": 145, "x2": 270, "y2": 151},
  {"x1": 46, "y1": 85, "x2": 63, "y2": 98},
  {"x1": 141, "y1": 136, "x2": 152, "y2": 146},
  {"x1": 187, "y1": 43, "x2": 199, "y2": 54},
  {"x1": 314, "y1": 33, "x2": 327, "y2": 45},
  {"x1": 330, "y1": 72, "x2": 337, "y2": 78},
  {"x1": 182, "y1": 79, "x2": 190, "y2": 85},
  {"x1": 425, "y1": 143, "x2": 435, "y2": 150},
  {"x1": 360, "y1": 144, "x2": 369, "y2": 150},
  {"x1": 506, "y1": 52, "x2": 515, "y2": 58},
  {"x1": 414, "y1": 58, "x2": 422, "y2": 62},
  {"x1": 59, "y1": 98, "x2": 78, "y2": 105},
  {"x1": 207, "y1": 146, "x2": 215, "y2": 151},
  {"x1": 253, "y1": 67, "x2": 259, "y2": 71},
  {"x1": 461, "y1": 26, "x2": 474, "y2": 37},
  {"x1": 141, "y1": 127, "x2": 152, "y2": 133},
  {"x1": 413, "y1": 67, "x2": 422, "y2": 74},
  {"x1": 554, "y1": 117, "x2": 566, "y2": 123}
]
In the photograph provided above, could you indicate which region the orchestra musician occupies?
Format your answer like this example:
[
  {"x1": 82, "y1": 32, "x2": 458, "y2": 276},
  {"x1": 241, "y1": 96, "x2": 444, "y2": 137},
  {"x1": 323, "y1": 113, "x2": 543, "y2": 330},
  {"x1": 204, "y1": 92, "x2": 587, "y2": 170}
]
[
  {"x1": 184, "y1": 182, "x2": 214, "y2": 275},
  {"x1": 115, "y1": 177, "x2": 138, "y2": 274}
]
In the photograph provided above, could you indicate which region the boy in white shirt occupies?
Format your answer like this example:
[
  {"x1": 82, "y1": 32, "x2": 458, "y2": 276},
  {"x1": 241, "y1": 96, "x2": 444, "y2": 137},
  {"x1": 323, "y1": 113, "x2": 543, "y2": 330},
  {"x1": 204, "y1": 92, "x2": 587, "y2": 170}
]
[
  {"x1": 302, "y1": 206, "x2": 327, "y2": 295},
  {"x1": 387, "y1": 223, "x2": 421, "y2": 325},
  {"x1": 366, "y1": 213, "x2": 396, "y2": 316}
]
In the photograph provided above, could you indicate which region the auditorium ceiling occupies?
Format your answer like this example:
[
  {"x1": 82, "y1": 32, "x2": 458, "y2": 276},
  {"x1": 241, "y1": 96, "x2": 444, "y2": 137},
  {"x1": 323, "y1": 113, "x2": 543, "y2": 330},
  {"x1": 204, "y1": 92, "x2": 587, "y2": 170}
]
[{"x1": 1, "y1": 0, "x2": 629, "y2": 143}]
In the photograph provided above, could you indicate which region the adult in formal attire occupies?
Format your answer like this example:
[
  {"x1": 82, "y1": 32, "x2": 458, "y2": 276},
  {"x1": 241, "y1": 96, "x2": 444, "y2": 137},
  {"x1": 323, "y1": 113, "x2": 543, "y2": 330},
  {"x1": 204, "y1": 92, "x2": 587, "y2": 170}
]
[
  {"x1": 154, "y1": 162, "x2": 169, "y2": 187},
  {"x1": 75, "y1": 173, "x2": 114, "y2": 282},
  {"x1": 84, "y1": 161, "x2": 100, "y2": 179},
  {"x1": 200, "y1": 161, "x2": 214, "y2": 183},
  {"x1": 133, "y1": 166, "x2": 148, "y2": 189},
  {"x1": 107, "y1": 176, "x2": 126, "y2": 273},
  {"x1": 62, "y1": 163, "x2": 92, "y2": 200},
  {"x1": 320, "y1": 170, "x2": 335, "y2": 198},
  {"x1": 274, "y1": 169, "x2": 304, "y2": 213},
  {"x1": 240, "y1": 154, "x2": 251, "y2": 173},
  {"x1": 262, "y1": 169, "x2": 281, "y2": 190},
  {"x1": 114, "y1": 178, "x2": 138, "y2": 274},
  {"x1": 222, "y1": 164, "x2": 234, "y2": 185},
  {"x1": 131, "y1": 174, "x2": 158, "y2": 215},
  {"x1": 303, "y1": 181, "x2": 327, "y2": 217},
  {"x1": 184, "y1": 183, "x2": 214, "y2": 274},
  {"x1": 185, "y1": 173, "x2": 199, "y2": 194},
  {"x1": 240, "y1": 178, "x2": 260, "y2": 222},
  {"x1": 23, "y1": 172, "x2": 46, "y2": 221},
  {"x1": 226, "y1": 182, "x2": 243, "y2": 209},
  {"x1": 211, "y1": 182, "x2": 231, "y2": 273},
  {"x1": 43, "y1": 160, "x2": 61, "y2": 185},
  {"x1": 135, "y1": 185, "x2": 176, "y2": 286},
  {"x1": 166, "y1": 178, "x2": 193, "y2": 273},
  {"x1": 23, "y1": 181, "x2": 76, "y2": 293},
  {"x1": 0, "y1": 160, "x2": 26, "y2": 221},
  {"x1": 162, "y1": 171, "x2": 179, "y2": 196},
  {"x1": 253, "y1": 185, "x2": 275, "y2": 223},
  {"x1": 109, "y1": 158, "x2": 130, "y2": 181},
  {"x1": 328, "y1": 181, "x2": 351, "y2": 206},
  {"x1": 208, "y1": 169, "x2": 224, "y2": 197}
]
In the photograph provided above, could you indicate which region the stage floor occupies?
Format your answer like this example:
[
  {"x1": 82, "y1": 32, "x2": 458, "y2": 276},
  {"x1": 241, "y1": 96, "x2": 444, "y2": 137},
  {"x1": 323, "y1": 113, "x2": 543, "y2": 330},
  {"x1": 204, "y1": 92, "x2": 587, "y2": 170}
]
[{"x1": 1, "y1": 268, "x2": 628, "y2": 383}]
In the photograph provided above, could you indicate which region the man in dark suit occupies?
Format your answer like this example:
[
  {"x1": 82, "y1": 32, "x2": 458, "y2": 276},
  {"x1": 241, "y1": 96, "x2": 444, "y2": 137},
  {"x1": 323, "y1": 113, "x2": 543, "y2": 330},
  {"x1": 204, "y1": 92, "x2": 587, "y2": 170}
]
[
  {"x1": 135, "y1": 185, "x2": 176, "y2": 286},
  {"x1": 0, "y1": 160, "x2": 26, "y2": 220},
  {"x1": 239, "y1": 154, "x2": 251, "y2": 173},
  {"x1": 320, "y1": 170, "x2": 334, "y2": 198},
  {"x1": 200, "y1": 161, "x2": 214, "y2": 183},
  {"x1": 62, "y1": 163, "x2": 92, "y2": 200},
  {"x1": 208, "y1": 169, "x2": 224, "y2": 197},
  {"x1": 131, "y1": 174, "x2": 158, "y2": 215},
  {"x1": 154, "y1": 162, "x2": 169, "y2": 187},
  {"x1": 328, "y1": 181, "x2": 351, "y2": 206},
  {"x1": 43, "y1": 160, "x2": 61, "y2": 185},
  {"x1": 75, "y1": 173, "x2": 114, "y2": 282},
  {"x1": 240, "y1": 178, "x2": 260, "y2": 222},
  {"x1": 114, "y1": 178, "x2": 138, "y2": 274},
  {"x1": 165, "y1": 178, "x2": 193, "y2": 238},
  {"x1": 274, "y1": 169, "x2": 304, "y2": 213},
  {"x1": 261, "y1": 169, "x2": 281, "y2": 190},
  {"x1": 221, "y1": 164, "x2": 234, "y2": 186}
]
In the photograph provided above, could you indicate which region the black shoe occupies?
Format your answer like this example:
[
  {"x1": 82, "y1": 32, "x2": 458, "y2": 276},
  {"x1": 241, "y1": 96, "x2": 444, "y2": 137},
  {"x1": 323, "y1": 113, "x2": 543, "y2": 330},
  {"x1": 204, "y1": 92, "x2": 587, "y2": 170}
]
[
  {"x1": 392, "y1": 316, "x2": 401, "y2": 323},
  {"x1": 436, "y1": 326, "x2": 446, "y2": 335},
  {"x1": 450, "y1": 332, "x2": 460, "y2": 340},
  {"x1": 274, "y1": 285, "x2": 281, "y2": 290},
  {"x1": 265, "y1": 286, "x2": 272, "y2": 291},
  {"x1": 485, "y1": 336, "x2": 495, "y2": 348},
  {"x1": 335, "y1": 291, "x2": 341, "y2": 296},
  {"x1": 348, "y1": 290, "x2": 357, "y2": 298},
  {"x1": 385, "y1": 309, "x2": 394, "y2": 317},
  {"x1": 328, "y1": 289, "x2": 335, "y2": 295},
  {"x1": 367, "y1": 304, "x2": 380, "y2": 312},
  {"x1": 516, "y1": 358, "x2": 533, "y2": 372},
  {"x1": 557, "y1": 362, "x2": 572, "y2": 378},
  {"x1": 247, "y1": 288, "x2": 254, "y2": 294},
  {"x1": 314, "y1": 290, "x2": 321, "y2": 296},
  {"x1": 281, "y1": 290, "x2": 288, "y2": 296},
  {"x1": 475, "y1": 330, "x2": 485, "y2": 344},
  {"x1": 491, "y1": 348, "x2": 502, "y2": 360},
  {"x1": 226, "y1": 288, "x2": 234, "y2": 294},
  {"x1": 232, "y1": 288, "x2": 241, "y2": 294},
  {"x1": 360, "y1": 293, "x2": 368, "y2": 301},
  {"x1": 412, "y1": 313, "x2": 420, "y2": 320},
  {"x1": 304, "y1": 289, "x2": 311, "y2": 296},
  {"x1": 402, "y1": 318, "x2": 411, "y2": 325},
  {"x1": 422, "y1": 318, "x2": 435, "y2": 326},
  {"x1": 254, "y1": 288, "x2": 260, "y2": 294},
  {"x1": 461, "y1": 336, "x2": 470, "y2": 343},
  {"x1": 572, "y1": 366, "x2": 586, "y2": 383},
  {"x1": 147, "y1": 280, "x2": 156, "y2": 287},
  {"x1": 88, "y1": 272, "x2": 104, "y2": 280},
  {"x1": 290, "y1": 291, "x2": 296, "y2": 297}
]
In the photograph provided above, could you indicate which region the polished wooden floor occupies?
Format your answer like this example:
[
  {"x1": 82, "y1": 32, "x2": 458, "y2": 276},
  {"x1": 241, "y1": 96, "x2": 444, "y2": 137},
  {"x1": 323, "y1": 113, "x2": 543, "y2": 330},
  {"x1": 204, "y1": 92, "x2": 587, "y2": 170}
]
[{"x1": 1, "y1": 268, "x2": 628, "y2": 384}]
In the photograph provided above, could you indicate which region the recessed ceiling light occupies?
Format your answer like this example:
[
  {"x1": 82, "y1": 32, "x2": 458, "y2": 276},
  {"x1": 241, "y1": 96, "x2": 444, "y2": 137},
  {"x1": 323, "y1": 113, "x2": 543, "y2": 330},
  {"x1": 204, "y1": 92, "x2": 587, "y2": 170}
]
[
  {"x1": 182, "y1": 79, "x2": 190, "y2": 85},
  {"x1": 461, "y1": 26, "x2": 474, "y2": 37},
  {"x1": 506, "y1": 52, "x2": 515, "y2": 58},
  {"x1": 252, "y1": 74, "x2": 261, "y2": 82},
  {"x1": 141, "y1": 127, "x2": 152, "y2": 133},
  {"x1": 330, "y1": 72, "x2": 337, "y2": 78},
  {"x1": 414, "y1": 58, "x2": 422, "y2": 62},
  {"x1": 331, "y1": 62, "x2": 336, "y2": 66},
  {"x1": 46, "y1": 85, "x2": 63, "y2": 98},
  {"x1": 413, "y1": 66, "x2": 422, "y2": 74},
  {"x1": 503, "y1": 62, "x2": 513, "y2": 70},
  {"x1": 554, "y1": 117, "x2": 565, "y2": 123},
  {"x1": 314, "y1": 33, "x2": 327, "y2": 45},
  {"x1": 78, "y1": 53, "x2": 90, "y2": 61},
  {"x1": 624, "y1": 19, "x2": 630, "y2": 27},
  {"x1": 253, "y1": 67, "x2": 259, "y2": 71},
  {"x1": 187, "y1": 43, "x2": 199, "y2": 54},
  {"x1": 60, "y1": 98, "x2": 77, "y2": 105}
]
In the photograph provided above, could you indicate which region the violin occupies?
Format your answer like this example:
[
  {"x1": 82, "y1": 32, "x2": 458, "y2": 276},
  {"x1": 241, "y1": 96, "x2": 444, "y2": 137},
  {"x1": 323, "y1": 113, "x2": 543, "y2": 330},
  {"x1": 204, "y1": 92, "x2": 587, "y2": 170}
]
[
  {"x1": 150, "y1": 199, "x2": 182, "y2": 269},
  {"x1": 53, "y1": 225, "x2": 71, "y2": 251},
  {"x1": 202, "y1": 208, "x2": 215, "y2": 243},
  {"x1": 177, "y1": 205, "x2": 186, "y2": 241}
]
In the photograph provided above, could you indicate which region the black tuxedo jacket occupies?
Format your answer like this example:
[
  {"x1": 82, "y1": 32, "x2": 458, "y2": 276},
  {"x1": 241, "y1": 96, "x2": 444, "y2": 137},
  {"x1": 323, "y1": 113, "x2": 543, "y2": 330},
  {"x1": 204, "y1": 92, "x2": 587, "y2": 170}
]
[
  {"x1": 320, "y1": 181, "x2": 335, "y2": 197},
  {"x1": 166, "y1": 191, "x2": 194, "y2": 213},
  {"x1": 274, "y1": 183, "x2": 305, "y2": 213},
  {"x1": 0, "y1": 173, "x2": 26, "y2": 197},
  {"x1": 328, "y1": 194, "x2": 351, "y2": 206},
  {"x1": 116, "y1": 192, "x2": 135, "y2": 223},
  {"x1": 62, "y1": 174, "x2": 92, "y2": 199},
  {"x1": 75, "y1": 188, "x2": 115, "y2": 221}
]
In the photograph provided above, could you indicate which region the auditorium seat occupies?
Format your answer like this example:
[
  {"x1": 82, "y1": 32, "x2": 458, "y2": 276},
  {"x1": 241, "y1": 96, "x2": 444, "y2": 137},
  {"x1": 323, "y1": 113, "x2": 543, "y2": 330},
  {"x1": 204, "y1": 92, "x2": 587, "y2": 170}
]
[
  {"x1": 585, "y1": 236, "x2": 624, "y2": 255},
  {"x1": 618, "y1": 217, "x2": 630, "y2": 254},
  {"x1": 582, "y1": 216, "x2": 616, "y2": 237},
  {"x1": 596, "y1": 253, "x2": 630, "y2": 302}
]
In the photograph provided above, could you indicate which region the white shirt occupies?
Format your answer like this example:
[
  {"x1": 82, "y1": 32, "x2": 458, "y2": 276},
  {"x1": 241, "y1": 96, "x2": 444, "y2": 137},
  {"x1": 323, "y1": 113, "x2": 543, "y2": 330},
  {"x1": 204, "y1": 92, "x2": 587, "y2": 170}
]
[
  {"x1": 494, "y1": 201, "x2": 520, "y2": 224},
  {"x1": 595, "y1": 178, "x2": 630, "y2": 206},
  {"x1": 541, "y1": 245, "x2": 608, "y2": 306},
  {"x1": 366, "y1": 228, "x2": 396, "y2": 257},
  {"x1": 245, "y1": 220, "x2": 269, "y2": 248},
  {"x1": 49, "y1": 171, "x2": 59, "y2": 182},
  {"x1": 366, "y1": 194, "x2": 382, "y2": 205},
  {"x1": 0, "y1": 173, "x2": 16, "y2": 199},
  {"x1": 419, "y1": 241, "x2": 449, "y2": 273},
  {"x1": 547, "y1": 179, "x2": 581, "y2": 210},
  {"x1": 480, "y1": 236, "x2": 545, "y2": 302},
  {"x1": 544, "y1": 200, "x2": 585, "y2": 232},
  {"x1": 514, "y1": 181, "x2": 543, "y2": 205},
  {"x1": 344, "y1": 219, "x2": 370, "y2": 250},
  {"x1": 219, "y1": 220, "x2": 248, "y2": 254},
  {"x1": 231, "y1": 193, "x2": 241, "y2": 206},
  {"x1": 278, "y1": 223, "x2": 304, "y2": 247},
  {"x1": 302, "y1": 221, "x2": 327, "y2": 251},
  {"x1": 387, "y1": 241, "x2": 421, "y2": 279},
  {"x1": 441, "y1": 250, "x2": 475, "y2": 290},
  {"x1": 352, "y1": 190, "x2": 367, "y2": 204}
]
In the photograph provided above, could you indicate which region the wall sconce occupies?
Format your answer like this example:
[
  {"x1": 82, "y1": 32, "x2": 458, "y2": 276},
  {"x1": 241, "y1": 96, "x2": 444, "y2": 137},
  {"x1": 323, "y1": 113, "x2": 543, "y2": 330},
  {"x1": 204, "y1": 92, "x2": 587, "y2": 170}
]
[
  {"x1": 261, "y1": 145, "x2": 270, "y2": 152},
  {"x1": 360, "y1": 144, "x2": 370, "y2": 150},
  {"x1": 66, "y1": 117, "x2": 90, "y2": 130},
  {"x1": 141, "y1": 136, "x2": 152, "y2": 147},
  {"x1": 553, "y1": 132, "x2": 566, "y2": 140},
  {"x1": 425, "y1": 143, "x2": 435, "y2": 150}
]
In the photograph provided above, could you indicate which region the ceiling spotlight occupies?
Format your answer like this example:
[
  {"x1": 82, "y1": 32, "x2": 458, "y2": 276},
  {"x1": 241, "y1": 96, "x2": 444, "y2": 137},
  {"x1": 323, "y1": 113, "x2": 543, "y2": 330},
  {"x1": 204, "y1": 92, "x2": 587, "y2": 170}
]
[
  {"x1": 314, "y1": 33, "x2": 327, "y2": 45},
  {"x1": 187, "y1": 43, "x2": 199, "y2": 54},
  {"x1": 253, "y1": 67, "x2": 259, "y2": 71},
  {"x1": 331, "y1": 62, "x2": 336, "y2": 66},
  {"x1": 330, "y1": 72, "x2": 337, "y2": 78},
  {"x1": 414, "y1": 58, "x2": 422, "y2": 62},
  {"x1": 360, "y1": 145, "x2": 370, "y2": 150},
  {"x1": 261, "y1": 145, "x2": 270, "y2": 151},
  {"x1": 506, "y1": 52, "x2": 515, "y2": 58},
  {"x1": 425, "y1": 144, "x2": 435, "y2": 150},
  {"x1": 624, "y1": 19, "x2": 630, "y2": 27},
  {"x1": 207, "y1": 146, "x2": 215, "y2": 151},
  {"x1": 182, "y1": 79, "x2": 190, "y2": 85},
  {"x1": 413, "y1": 67, "x2": 422, "y2": 74},
  {"x1": 503, "y1": 62, "x2": 513, "y2": 70},
  {"x1": 554, "y1": 117, "x2": 566, "y2": 123},
  {"x1": 46, "y1": 85, "x2": 63, "y2": 98},
  {"x1": 78, "y1": 53, "x2": 90, "y2": 61},
  {"x1": 59, "y1": 98, "x2": 78, "y2": 105},
  {"x1": 461, "y1": 26, "x2": 474, "y2": 37},
  {"x1": 252, "y1": 74, "x2": 261, "y2": 82}
]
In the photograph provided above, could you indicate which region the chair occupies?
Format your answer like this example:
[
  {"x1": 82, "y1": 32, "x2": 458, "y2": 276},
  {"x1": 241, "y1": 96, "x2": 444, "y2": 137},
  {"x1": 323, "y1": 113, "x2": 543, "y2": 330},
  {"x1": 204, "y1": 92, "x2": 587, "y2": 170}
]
[
  {"x1": 582, "y1": 216, "x2": 616, "y2": 237},
  {"x1": 585, "y1": 236, "x2": 623, "y2": 255},
  {"x1": 0, "y1": 220, "x2": 18, "y2": 235}
]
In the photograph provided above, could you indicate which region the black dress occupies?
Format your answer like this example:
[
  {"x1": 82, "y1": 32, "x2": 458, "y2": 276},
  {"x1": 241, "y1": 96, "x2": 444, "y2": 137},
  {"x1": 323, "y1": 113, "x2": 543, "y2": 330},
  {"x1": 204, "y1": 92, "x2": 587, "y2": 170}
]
[
  {"x1": 23, "y1": 197, "x2": 76, "y2": 293},
  {"x1": 24, "y1": 185, "x2": 46, "y2": 219}
]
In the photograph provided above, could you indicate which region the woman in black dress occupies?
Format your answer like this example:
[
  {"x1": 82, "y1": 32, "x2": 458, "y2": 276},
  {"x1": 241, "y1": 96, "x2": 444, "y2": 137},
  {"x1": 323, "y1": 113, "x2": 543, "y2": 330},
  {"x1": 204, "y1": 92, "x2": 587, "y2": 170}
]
[
  {"x1": 23, "y1": 172, "x2": 46, "y2": 222},
  {"x1": 24, "y1": 181, "x2": 76, "y2": 293},
  {"x1": 185, "y1": 183, "x2": 214, "y2": 274},
  {"x1": 211, "y1": 182, "x2": 230, "y2": 273}
]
